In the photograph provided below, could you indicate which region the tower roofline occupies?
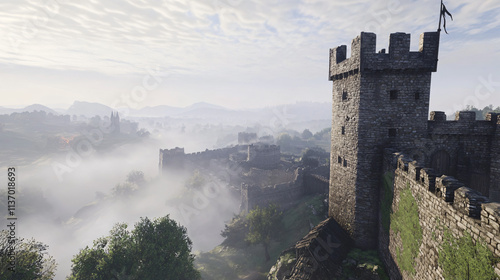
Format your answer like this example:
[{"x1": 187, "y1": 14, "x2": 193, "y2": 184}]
[{"x1": 329, "y1": 31, "x2": 439, "y2": 81}]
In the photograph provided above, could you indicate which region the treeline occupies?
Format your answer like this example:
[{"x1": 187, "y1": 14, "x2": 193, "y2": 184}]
[
  {"x1": 462, "y1": 105, "x2": 500, "y2": 120},
  {"x1": 0, "y1": 110, "x2": 70, "y2": 124},
  {"x1": 277, "y1": 127, "x2": 331, "y2": 154}
]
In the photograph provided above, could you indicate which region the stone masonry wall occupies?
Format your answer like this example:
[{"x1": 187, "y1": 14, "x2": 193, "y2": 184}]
[
  {"x1": 329, "y1": 31, "x2": 439, "y2": 249},
  {"x1": 247, "y1": 144, "x2": 280, "y2": 170},
  {"x1": 380, "y1": 151, "x2": 500, "y2": 279},
  {"x1": 426, "y1": 111, "x2": 500, "y2": 199},
  {"x1": 240, "y1": 168, "x2": 304, "y2": 213}
]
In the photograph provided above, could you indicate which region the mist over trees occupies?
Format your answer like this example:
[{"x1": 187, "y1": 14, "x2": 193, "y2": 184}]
[
  {"x1": 0, "y1": 101, "x2": 333, "y2": 279},
  {"x1": 68, "y1": 216, "x2": 200, "y2": 280}
]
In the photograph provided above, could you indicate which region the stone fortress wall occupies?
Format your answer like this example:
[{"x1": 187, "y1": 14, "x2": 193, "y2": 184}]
[
  {"x1": 241, "y1": 166, "x2": 330, "y2": 213},
  {"x1": 160, "y1": 143, "x2": 330, "y2": 214},
  {"x1": 325, "y1": 30, "x2": 500, "y2": 278},
  {"x1": 425, "y1": 111, "x2": 500, "y2": 200},
  {"x1": 241, "y1": 168, "x2": 304, "y2": 213},
  {"x1": 247, "y1": 144, "x2": 280, "y2": 170},
  {"x1": 380, "y1": 151, "x2": 500, "y2": 279}
]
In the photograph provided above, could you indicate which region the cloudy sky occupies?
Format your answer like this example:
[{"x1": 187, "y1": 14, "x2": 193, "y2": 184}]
[{"x1": 0, "y1": 0, "x2": 499, "y2": 114}]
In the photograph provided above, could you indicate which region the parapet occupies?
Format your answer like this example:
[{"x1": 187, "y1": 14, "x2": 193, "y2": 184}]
[
  {"x1": 393, "y1": 152, "x2": 498, "y2": 223},
  {"x1": 428, "y1": 110, "x2": 497, "y2": 135},
  {"x1": 329, "y1": 31, "x2": 439, "y2": 80},
  {"x1": 159, "y1": 147, "x2": 186, "y2": 170},
  {"x1": 160, "y1": 147, "x2": 185, "y2": 156}
]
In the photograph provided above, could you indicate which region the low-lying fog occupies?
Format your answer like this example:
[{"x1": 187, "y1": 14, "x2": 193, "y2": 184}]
[{"x1": 0, "y1": 133, "x2": 240, "y2": 280}]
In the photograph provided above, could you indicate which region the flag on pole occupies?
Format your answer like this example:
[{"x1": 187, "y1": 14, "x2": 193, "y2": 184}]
[{"x1": 440, "y1": 2, "x2": 453, "y2": 34}]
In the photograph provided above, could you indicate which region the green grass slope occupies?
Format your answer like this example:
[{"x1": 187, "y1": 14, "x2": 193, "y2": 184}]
[{"x1": 195, "y1": 194, "x2": 328, "y2": 280}]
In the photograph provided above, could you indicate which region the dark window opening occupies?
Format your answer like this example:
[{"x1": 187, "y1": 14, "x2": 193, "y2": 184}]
[
  {"x1": 341, "y1": 126, "x2": 345, "y2": 135},
  {"x1": 389, "y1": 90, "x2": 398, "y2": 100},
  {"x1": 338, "y1": 156, "x2": 342, "y2": 164},
  {"x1": 389, "y1": 128, "x2": 397, "y2": 137},
  {"x1": 342, "y1": 90, "x2": 348, "y2": 101},
  {"x1": 415, "y1": 92, "x2": 420, "y2": 100},
  {"x1": 343, "y1": 159, "x2": 347, "y2": 167}
]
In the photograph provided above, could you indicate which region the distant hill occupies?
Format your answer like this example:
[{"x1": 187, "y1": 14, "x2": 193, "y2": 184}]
[
  {"x1": 0, "y1": 104, "x2": 58, "y2": 115},
  {"x1": 66, "y1": 101, "x2": 113, "y2": 117}
]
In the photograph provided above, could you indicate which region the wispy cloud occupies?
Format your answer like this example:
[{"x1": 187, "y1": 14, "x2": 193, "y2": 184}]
[{"x1": 0, "y1": 0, "x2": 498, "y2": 108}]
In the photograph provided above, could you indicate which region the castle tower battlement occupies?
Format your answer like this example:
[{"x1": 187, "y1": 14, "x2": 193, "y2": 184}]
[
  {"x1": 159, "y1": 147, "x2": 185, "y2": 171},
  {"x1": 247, "y1": 144, "x2": 280, "y2": 170},
  {"x1": 329, "y1": 32, "x2": 439, "y2": 81},
  {"x1": 328, "y1": 31, "x2": 440, "y2": 249}
]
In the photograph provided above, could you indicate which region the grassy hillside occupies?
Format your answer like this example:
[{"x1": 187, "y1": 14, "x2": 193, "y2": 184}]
[{"x1": 195, "y1": 194, "x2": 328, "y2": 280}]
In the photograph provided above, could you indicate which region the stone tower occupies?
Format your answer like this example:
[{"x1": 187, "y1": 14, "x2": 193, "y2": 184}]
[
  {"x1": 328, "y1": 31, "x2": 440, "y2": 249},
  {"x1": 110, "y1": 111, "x2": 120, "y2": 134}
]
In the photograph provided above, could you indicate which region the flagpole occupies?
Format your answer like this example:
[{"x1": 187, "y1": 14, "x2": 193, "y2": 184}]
[{"x1": 438, "y1": 0, "x2": 443, "y2": 32}]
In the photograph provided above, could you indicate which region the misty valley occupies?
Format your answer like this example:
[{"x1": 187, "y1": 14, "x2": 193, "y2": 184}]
[{"x1": 0, "y1": 101, "x2": 358, "y2": 280}]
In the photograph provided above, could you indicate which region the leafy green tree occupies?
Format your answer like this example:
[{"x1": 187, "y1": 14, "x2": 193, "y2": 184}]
[
  {"x1": 245, "y1": 204, "x2": 283, "y2": 262},
  {"x1": 0, "y1": 230, "x2": 57, "y2": 280},
  {"x1": 111, "y1": 182, "x2": 136, "y2": 198},
  {"x1": 126, "y1": 170, "x2": 145, "y2": 186},
  {"x1": 68, "y1": 215, "x2": 200, "y2": 280},
  {"x1": 185, "y1": 169, "x2": 206, "y2": 190},
  {"x1": 301, "y1": 129, "x2": 313, "y2": 139},
  {"x1": 220, "y1": 213, "x2": 248, "y2": 247},
  {"x1": 313, "y1": 127, "x2": 331, "y2": 140}
]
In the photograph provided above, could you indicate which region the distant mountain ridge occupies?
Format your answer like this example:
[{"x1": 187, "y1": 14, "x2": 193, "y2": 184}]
[{"x1": 0, "y1": 101, "x2": 332, "y2": 122}]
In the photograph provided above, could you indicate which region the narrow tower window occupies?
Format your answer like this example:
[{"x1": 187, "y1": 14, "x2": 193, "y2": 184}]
[
  {"x1": 389, "y1": 90, "x2": 398, "y2": 100},
  {"x1": 338, "y1": 156, "x2": 342, "y2": 164},
  {"x1": 341, "y1": 126, "x2": 345, "y2": 135},
  {"x1": 342, "y1": 90, "x2": 348, "y2": 101},
  {"x1": 415, "y1": 91, "x2": 420, "y2": 100},
  {"x1": 343, "y1": 159, "x2": 347, "y2": 167},
  {"x1": 389, "y1": 128, "x2": 397, "y2": 137}
]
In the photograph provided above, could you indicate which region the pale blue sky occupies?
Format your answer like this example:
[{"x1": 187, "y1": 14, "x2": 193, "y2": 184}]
[{"x1": 0, "y1": 0, "x2": 499, "y2": 116}]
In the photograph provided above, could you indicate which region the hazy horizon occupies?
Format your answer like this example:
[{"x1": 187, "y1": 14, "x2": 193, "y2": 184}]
[{"x1": 0, "y1": 0, "x2": 499, "y2": 116}]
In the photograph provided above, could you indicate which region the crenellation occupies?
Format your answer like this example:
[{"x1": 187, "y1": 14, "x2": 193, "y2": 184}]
[
  {"x1": 408, "y1": 161, "x2": 422, "y2": 181},
  {"x1": 428, "y1": 112, "x2": 496, "y2": 135},
  {"x1": 435, "y1": 175, "x2": 464, "y2": 203},
  {"x1": 455, "y1": 111, "x2": 476, "y2": 122},
  {"x1": 419, "y1": 168, "x2": 436, "y2": 192},
  {"x1": 388, "y1": 32, "x2": 410, "y2": 61},
  {"x1": 397, "y1": 156, "x2": 410, "y2": 173},
  {"x1": 454, "y1": 187, "x2": 489, "y2": 219},
  {"x1": 247, "y1": 144, "x2": 280, "y2": 170},
  {"x1": 429, "y1": 111, "x2": 446, "y2": 121},
  {"x1": 485, "y1": 112, "x2": 499, "y2": 122}
]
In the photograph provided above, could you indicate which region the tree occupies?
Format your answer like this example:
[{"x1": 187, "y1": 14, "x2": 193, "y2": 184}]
[
  {"x1": 111, "y1": 182, "x2": 136, "y2": 198},
  {"x1": 184, "y1": 169, "x2": 206, "y2": 190},
  {"x1": 0, "y1": 230, "x2": 57, "y2": 280},
  {"x1": 301, "y1": 129, "x2": 313, "y2": 139},
  {"x1": 313, "y1": 127, "x2": 331, "y2": 140},
  {"x1": 126, "y1": 170, "x2": 145, "y2": 186},
  {"x1": 68, "y1": 215, "x2": 200, "y2": 280},
  {"x1": 277, "y1": 133, "x2": 292, "y2": 150},
  {"x1": 245, "y1": 204, "x2": 283, "y2": 262}
]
